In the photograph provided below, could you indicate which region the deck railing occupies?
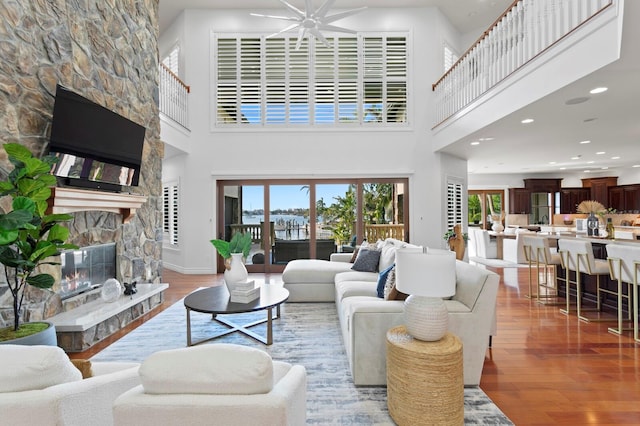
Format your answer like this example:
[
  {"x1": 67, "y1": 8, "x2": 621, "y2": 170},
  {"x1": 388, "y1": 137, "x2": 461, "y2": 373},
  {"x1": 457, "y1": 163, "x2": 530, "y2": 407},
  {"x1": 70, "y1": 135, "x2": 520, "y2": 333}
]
[
  {"x1": 432, "y1": 0, "x2": 614, "y2": 127},
  {"x1": 364, "y1": 224, "x2": 405, "y2": 242},
  {"x1": 159, "y1": 63, "x2": 190, "y2": 129},
  {"x1": 228, "y1": 222, "x2": 406, "y2": 250}
]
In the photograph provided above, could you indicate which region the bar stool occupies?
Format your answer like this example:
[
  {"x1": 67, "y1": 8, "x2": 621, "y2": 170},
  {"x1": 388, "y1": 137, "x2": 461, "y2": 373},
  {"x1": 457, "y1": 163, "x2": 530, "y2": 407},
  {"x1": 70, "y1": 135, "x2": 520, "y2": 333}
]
[
  {"x1": 522, "y1": 235, "x2": 564, "y2": 304},
  {"x1": 605, "y1": 244, "x2": 640, "y2": 338},
  {"x1": 557, "y1": 239, "x2": 611, "y2": 322}
]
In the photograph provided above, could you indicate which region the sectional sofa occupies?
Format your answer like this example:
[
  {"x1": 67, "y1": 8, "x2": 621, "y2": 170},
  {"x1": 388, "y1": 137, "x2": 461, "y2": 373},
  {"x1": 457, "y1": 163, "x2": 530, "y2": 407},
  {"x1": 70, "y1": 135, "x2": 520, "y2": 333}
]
[{"x1": 282, "y1": 238, "x2": 500, "y2": 386}]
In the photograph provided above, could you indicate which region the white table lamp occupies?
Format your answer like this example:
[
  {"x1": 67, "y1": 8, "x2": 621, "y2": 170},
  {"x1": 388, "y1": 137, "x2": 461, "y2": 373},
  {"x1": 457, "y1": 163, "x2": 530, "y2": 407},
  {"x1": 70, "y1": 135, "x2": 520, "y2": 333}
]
[{"x1": 395, "y1": 248, "x2": 456, "y2": 341}]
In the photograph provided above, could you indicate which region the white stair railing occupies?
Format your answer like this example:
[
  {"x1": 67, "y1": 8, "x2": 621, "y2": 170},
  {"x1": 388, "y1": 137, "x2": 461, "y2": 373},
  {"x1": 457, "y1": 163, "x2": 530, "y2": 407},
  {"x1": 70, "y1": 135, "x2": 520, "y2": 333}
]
[
  {"x1": 159, "y1": 63, "x2": 190, "y2": 129},
  {"x1": 432, "y1": 0, "x2": 614, "y2": 127}
]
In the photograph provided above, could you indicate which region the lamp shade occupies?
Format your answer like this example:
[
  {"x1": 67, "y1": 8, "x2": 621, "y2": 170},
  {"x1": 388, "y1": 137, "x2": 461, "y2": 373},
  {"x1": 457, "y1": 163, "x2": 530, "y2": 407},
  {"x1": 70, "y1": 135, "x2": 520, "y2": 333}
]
[{"x1": 395, "y1": 249, "x2": 456, "y2": 298}]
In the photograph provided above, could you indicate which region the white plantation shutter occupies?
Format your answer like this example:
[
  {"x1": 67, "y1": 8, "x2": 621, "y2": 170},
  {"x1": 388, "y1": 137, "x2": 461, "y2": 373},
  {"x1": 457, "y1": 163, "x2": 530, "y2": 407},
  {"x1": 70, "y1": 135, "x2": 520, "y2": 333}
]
[
  {"x1": 444, "y1": 43, "x2": 459, "y2": 72},
  {"x1": 163, "y1": 183, "x2": 179, "y2": 246},
  {"x1": 162, "y1": 44, "x2": 180, "y2": 75},
  {"x1": 447, "y1": 179, "x2": 464, "y2": 232},
  {"x1": 214, "y1": 33, "x2": 408, "y2": 126}
]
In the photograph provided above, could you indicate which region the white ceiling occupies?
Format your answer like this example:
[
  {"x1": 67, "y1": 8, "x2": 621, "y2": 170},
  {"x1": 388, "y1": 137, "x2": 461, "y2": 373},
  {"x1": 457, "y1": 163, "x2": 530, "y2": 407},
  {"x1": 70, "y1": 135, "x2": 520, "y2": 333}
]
[{"x1": 159, "y1": 1, "x2": 640, "y2": 176}]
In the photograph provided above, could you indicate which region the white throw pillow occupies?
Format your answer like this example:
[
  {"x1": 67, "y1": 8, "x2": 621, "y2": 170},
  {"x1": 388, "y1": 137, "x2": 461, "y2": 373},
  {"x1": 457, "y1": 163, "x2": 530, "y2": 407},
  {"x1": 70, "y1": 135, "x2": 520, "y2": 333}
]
[
  {"x1": 0, "y1": 344, "x2": 82, "y2": 393},
  {"x1": 378, "y1": 242, "x2": 397, "y2": 271},
  {"x1": 139, "y1": 344, "x2": 274, "y2": 395}
]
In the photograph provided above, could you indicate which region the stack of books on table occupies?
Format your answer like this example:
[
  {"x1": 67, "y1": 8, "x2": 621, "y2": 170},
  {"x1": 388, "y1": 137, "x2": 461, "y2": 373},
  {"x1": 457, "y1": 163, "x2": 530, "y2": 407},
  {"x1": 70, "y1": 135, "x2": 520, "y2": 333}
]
[{"x1": 230, "y1": 280, "x2": 260, "y2": 303}]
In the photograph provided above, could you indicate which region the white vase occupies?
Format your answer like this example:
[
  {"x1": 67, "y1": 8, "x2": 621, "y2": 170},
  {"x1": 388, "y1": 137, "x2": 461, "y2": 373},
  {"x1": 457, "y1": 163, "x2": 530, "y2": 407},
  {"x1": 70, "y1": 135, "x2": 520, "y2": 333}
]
[
  {"x1": 492, "y1": 222, "x2": 504, "y2": 232},
  {"x1": 223, "y1": 253, "x2": 248, "y2": 291}
]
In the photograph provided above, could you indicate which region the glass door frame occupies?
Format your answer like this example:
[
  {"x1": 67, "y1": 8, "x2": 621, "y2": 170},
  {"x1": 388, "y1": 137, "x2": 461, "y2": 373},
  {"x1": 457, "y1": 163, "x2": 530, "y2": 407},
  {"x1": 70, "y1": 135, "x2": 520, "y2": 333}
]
[
  {"x1": 468, "y1": 189, "x2": 505, "y2": 230},
  {"x1": 217, "y1": 177, "x2": 409, "y2": 273}
]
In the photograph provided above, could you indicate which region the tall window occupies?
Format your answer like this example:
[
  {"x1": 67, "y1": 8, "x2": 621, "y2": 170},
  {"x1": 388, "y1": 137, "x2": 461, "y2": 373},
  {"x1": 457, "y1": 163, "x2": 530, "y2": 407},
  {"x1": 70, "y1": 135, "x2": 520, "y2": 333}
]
[
  {"x1": 443, "y1": 43, "x2": 459, "y2": 72},
  {"x1": 446, "y1": 178, "x2": 464, "y2": 231},
  {"x1": 163, "y1": 182, "x2": 179, "y2": 246},
  {"x1": 162, "y1": 44, "x2": 180, "y2": 76},
  {"x1": 214, "y1": 33, "x2": 408, "y2": 126}
]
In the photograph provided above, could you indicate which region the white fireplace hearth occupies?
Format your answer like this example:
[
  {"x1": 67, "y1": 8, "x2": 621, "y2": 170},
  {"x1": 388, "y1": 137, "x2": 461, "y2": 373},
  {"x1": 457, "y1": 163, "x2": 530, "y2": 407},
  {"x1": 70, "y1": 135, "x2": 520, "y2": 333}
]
[{"x1": 49, "y1": 283, "x2": 168, "y2": 352}]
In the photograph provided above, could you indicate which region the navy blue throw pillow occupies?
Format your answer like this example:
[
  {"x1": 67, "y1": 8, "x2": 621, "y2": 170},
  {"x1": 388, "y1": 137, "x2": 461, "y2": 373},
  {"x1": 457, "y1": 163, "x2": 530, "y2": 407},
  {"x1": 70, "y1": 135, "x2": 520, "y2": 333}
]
[{"x1": 377, "y1": 263, "x2": 395, "y2": 298}]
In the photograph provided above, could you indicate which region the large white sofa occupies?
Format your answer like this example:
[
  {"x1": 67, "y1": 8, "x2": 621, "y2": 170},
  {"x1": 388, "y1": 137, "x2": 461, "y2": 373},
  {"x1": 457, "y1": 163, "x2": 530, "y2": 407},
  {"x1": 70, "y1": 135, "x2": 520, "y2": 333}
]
[{"x1": 282, "y1": 238, "x2": 499, "y2": 387}]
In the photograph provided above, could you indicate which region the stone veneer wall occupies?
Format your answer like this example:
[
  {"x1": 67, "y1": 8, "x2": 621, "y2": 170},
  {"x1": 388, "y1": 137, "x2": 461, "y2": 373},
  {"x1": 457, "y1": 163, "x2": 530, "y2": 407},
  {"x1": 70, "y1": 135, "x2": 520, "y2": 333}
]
[{"x1": 0, "y1": 0, "x2": 162, "y2": 326}]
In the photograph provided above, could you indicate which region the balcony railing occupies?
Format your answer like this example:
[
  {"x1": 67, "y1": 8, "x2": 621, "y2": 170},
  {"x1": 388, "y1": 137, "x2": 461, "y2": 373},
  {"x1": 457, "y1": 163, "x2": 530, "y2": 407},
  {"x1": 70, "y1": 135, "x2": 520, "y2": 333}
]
[
  {"x1": 228, "y1": 222, "x2": 406, "y2": 250},
  {"x1": 432, "y1": 0, "x2": 614, "y2": 127},
  {"x1": 159, "y1": 63, "x2": 190, "y2": 129}
]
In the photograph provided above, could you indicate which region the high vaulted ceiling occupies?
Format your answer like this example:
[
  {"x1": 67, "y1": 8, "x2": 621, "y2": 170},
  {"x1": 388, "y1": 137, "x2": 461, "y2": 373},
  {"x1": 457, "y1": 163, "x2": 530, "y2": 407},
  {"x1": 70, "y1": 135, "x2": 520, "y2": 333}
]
[{"x1": 159, "y1": 1, "x2": 640, "y2": 176}]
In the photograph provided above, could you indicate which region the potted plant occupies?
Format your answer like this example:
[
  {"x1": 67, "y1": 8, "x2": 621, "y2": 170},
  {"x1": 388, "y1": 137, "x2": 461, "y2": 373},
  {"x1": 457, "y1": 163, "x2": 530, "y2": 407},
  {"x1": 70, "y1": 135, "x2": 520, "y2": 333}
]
[
  {"x1": 210, "y1": 232, "x2": 252, "y2": 288},
  {"x1": 0, "y1": 143, "x2": 77, "y2": 344},
  {"x1": 443, "y1": 225, "x2": 468, "y2": 260}
]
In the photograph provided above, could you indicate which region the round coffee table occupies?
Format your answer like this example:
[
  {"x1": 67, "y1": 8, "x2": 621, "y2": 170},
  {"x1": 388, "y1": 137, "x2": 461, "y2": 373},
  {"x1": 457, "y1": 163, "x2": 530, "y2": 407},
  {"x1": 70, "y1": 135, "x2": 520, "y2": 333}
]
[{"x1": 184, "y1": 283, "x2": 289, "y2": 346}]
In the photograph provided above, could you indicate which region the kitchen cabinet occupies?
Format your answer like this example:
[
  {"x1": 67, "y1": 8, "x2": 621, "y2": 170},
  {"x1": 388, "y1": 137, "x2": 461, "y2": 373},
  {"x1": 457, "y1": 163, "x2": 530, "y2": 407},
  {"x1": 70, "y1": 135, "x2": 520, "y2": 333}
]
[
  {"x1": 509, "y1": 188, "x2": 531, "y2": 214},
  {"x1": 582, "y1": 177, "x2": 618, "y2": 206},
  {"x1": 523, "y1": 178, "x2": 562, "y2": 193},
  {"x1": 623, "y1": 185, "x2": 640, "y2": 212},
  {"x1": 560, "y1": 188, "x2": 591, "y2": 214},
  {"x1": 608, "y1": 187, "x2": 625, "y2": 212}
]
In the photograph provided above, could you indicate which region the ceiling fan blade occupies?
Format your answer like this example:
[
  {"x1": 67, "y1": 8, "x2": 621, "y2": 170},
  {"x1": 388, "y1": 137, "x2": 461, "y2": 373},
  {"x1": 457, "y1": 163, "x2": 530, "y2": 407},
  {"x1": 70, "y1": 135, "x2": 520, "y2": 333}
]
[
  {"x1": 315, "y1": 0, "x2": 336, "y2": 19},
  {"x1": 250, "y1": 13, "x2": 300, "y2": 22},
  {"x1": 278, "y1": 0, "x2": 305, "y2": 19},
  {"x1": 323, "y1": 7, "x2": 367, "y2": 24},
  {"x1": 295, "y1": 27, "x2": 308, "y2": 51},
  {"x1": 266, "y1": 23, "x2": 302, "y2": 39},
  {"x1": 310, "y1": 28, "x2": 331, "y2": 48},
  {"x1": 317, "y1": 24, "x2": 357, "y2": 34}
]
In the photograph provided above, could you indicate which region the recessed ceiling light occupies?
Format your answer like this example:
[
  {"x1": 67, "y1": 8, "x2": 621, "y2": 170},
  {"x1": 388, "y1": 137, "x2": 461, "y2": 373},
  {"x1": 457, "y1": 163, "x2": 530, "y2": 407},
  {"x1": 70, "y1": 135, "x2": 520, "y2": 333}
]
[
  {"x1": 521, "y1": 118, "x2": 534, "y2": 124},
  {"x1": 580, "y1": 140, "x2": 591, "y2": 144},
  {"x1": 470, "y1": 141, "x2": 480, "y2": 146},
  {"x1": 565, "y1": 97, "x2": 590, "y2": 105},
  {"x1": 584, "y1": 170, "x2": 591, "y2": 173},
  {"x1": 549, "y1": 161, "x2": 557, "y2": 165},
  {"x1": 596, "y1": 151, "x2": 605, "y2": 155},
  {"x1": 590, "y1": 87, "x2": 608, "y2": 94},
  {"x1": 633, "y1": 165, "x2": 640, "y2": 168},
  {"x1": 478, "y1": 137, "x2": 494, "y2": 141},
  {"x1": 559, "y1": 167, "x2": 567, "y2": 170},
  {"x1": 571, "y1": 156, "x2": 580, "y2": 160},
  {"x1": 601, "y1": 167, "x2": 609, "y2": 170},
  {"x1": 612, "y1": 156, "x2": 620, "y2": 160},
  {"x1": 587, "y1": 161, "x2": 595, "y2": 164}
]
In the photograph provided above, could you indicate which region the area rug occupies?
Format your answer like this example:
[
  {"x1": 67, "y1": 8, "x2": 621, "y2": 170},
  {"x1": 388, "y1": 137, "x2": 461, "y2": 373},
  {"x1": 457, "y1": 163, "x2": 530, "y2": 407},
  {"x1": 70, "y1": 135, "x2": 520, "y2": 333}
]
[{"x1": 92, "y1": 297, "x2": 513, "y2": 425}]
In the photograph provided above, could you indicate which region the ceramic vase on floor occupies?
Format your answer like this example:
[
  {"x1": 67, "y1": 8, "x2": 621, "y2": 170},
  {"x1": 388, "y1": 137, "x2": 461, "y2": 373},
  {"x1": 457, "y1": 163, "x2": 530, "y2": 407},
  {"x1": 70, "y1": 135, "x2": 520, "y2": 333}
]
[{"x1": 224, "y1": 253, "x2": 248, "y2": 292}]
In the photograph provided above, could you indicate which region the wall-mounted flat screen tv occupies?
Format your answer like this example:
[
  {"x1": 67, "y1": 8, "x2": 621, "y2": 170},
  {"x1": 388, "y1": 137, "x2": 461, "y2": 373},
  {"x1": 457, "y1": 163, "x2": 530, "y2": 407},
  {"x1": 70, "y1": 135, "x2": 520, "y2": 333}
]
[{"x1": 48, "y1": 84, "x2": 145, "y2": 192}]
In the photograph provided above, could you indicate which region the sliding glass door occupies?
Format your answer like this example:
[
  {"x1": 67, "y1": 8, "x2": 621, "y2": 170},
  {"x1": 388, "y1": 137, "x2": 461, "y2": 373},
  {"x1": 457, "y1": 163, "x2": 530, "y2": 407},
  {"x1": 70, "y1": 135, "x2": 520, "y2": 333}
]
[{"x1": 217, "y1": 178, "x2": 408, "y2": 273}]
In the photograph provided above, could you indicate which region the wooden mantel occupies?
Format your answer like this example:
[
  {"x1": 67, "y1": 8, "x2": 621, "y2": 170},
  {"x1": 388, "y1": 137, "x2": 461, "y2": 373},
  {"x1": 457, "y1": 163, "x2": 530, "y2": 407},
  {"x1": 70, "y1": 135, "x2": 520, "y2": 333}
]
[{"x1": 47, "y1": 187, "x2": 148, "y2": 223}]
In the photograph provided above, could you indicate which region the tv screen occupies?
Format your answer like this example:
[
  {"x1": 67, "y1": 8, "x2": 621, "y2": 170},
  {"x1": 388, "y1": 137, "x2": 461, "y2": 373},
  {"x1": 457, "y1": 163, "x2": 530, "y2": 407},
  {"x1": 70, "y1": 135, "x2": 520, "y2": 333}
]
[{"x1": 48, "y1": 84, "x2": 145, "y2": 191}]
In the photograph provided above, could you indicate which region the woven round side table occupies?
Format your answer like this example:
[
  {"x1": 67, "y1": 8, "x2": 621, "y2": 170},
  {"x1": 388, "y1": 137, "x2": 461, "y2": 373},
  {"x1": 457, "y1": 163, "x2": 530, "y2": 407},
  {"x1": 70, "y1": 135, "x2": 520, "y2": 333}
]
[{"x1": 386, "y1": 326, "x2": 464, "y2": 426}]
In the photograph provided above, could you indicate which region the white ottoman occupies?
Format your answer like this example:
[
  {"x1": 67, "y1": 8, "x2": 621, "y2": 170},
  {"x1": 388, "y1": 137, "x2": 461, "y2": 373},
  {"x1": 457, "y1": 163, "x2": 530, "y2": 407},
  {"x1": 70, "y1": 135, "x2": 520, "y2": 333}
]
[{"x1": 282, "y1": 259, "x2": 352, "y2": 302}]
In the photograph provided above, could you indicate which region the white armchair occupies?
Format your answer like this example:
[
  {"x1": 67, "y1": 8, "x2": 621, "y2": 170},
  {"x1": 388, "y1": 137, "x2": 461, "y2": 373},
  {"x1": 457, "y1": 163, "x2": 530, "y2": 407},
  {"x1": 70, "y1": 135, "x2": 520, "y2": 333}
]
[
  {"x1": 475, "y1": 229, "x2": 498, "y2": 259},
  {"x1": 0, "y1": 345, "x2": 140, "y2": 426},
  {"x1": 503, "y1": 229, "x2": 535, "y2": 264},
  {"x1": 113, "y1": 344, "x2": 307, "y2": 426}
]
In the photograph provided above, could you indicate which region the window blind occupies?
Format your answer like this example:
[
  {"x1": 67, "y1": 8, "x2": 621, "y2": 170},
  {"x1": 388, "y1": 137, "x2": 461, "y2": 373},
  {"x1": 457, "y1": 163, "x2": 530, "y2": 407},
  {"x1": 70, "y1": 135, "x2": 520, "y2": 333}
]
[{"x1": 214, "y1": 33, "x2": 408, "y2": 127}]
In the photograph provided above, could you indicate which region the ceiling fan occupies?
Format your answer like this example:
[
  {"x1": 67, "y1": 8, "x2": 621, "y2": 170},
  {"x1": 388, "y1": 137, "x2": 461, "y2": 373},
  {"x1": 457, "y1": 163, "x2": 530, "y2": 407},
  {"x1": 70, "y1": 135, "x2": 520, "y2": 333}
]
[{"x1": 251, "y1": 0, "x2": 367, "y2": 50}]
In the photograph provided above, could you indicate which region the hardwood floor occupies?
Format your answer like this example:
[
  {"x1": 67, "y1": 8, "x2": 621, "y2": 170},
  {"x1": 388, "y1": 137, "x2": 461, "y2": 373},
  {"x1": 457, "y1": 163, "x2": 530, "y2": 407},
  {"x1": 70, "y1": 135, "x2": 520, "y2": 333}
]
[{"x1": 71, "y1": 267, "x2": 640, "y2": 425}]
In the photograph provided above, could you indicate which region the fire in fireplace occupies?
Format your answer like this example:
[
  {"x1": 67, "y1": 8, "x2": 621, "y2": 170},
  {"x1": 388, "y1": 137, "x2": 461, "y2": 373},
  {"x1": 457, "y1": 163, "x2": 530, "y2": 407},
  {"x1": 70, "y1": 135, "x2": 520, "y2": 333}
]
[{"x1": 55, "y1": 242, "x2": 116, "y2": 300}]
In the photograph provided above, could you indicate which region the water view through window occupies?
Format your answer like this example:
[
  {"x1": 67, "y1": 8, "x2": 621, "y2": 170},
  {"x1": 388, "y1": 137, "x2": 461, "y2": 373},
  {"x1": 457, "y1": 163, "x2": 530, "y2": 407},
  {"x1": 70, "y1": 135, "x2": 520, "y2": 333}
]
[{"x1": 219, "y1": 179, "x2": 408, "y2": 272}]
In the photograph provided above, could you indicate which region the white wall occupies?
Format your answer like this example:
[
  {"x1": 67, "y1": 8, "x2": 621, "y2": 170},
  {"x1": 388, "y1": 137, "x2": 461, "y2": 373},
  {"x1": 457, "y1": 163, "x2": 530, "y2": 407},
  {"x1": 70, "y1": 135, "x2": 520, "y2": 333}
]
[{"x1": 160, "y1": 7, "x2": 467, "y2": 273}]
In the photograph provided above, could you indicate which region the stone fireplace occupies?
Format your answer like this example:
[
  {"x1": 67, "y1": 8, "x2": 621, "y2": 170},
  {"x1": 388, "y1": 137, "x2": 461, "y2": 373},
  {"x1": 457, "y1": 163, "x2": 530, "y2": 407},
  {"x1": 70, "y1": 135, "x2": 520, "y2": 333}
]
[{"x1": 0, "y1": 0, "x2": 164, "y2": 332}]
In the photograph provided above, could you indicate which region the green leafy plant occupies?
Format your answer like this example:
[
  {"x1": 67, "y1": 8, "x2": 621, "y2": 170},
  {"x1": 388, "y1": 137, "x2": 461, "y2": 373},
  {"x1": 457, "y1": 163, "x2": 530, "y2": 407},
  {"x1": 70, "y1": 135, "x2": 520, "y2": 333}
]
[
  {"x1": 210, "y1": 232, "x2": 252, "y2": 260},
  {"x1": 443, "y1": 229, "x2": 468, "y2": 242},
  {"x1": 0, "y1": 143, "x2": 77, "y2": 335}
]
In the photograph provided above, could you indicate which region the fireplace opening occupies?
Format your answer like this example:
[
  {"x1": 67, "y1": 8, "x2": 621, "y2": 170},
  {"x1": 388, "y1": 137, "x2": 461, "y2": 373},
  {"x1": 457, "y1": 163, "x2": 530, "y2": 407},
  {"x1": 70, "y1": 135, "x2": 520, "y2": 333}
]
[{"x1": 56, "y1": 242, "x2": 116, "y2": 300}]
